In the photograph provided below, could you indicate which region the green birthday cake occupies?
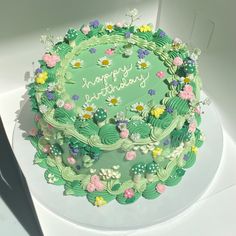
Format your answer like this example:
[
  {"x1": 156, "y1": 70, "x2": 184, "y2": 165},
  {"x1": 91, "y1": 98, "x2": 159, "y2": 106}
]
[{"x1": 27, "y1": 9, "x2": 205, "y2": 207}]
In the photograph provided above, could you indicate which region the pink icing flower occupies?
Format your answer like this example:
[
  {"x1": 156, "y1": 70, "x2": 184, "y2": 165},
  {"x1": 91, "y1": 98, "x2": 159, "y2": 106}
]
[
  {"x1": 43, "y1": 53, "x2": 60, "y2": 68},
  {"x1": 156, "y1": 183, "x2": 166, "y2": 193},
  {"x1": 124, "y1": 188, "x2": 134, "y2": 199},
  {"x1": 94, "y1": 181, "x2": 104, "y2": 191},
  {"x1": 105, "y1": 48, "x2": 114, "y2": 55},
  {"x1": 179, "y1": 85, "x2": 195, "y2": 101},
  {"x1": 90, "y1": 175, "x2": 100, "y2": 184},
  {"x1": 34, "y1": 114, "x2": 41, "y2": 122},
  {"x1": 195, "y1": 106, "x2": 201, "y2": 114},
  {"x1": 188, "y1": 122, "x2": 197, "y2": 133},
  {"x1": 115, "y1": 22, "x2": 123, "y2": 28},
  {"x1": 67, "y1": 156, "x2": 76, "y2": 165},
  {"x1": 156, "y1": 71, "x2": 165, "y2": 79},
  {"x1": 184, "y1": 84, "x2": 193, "y2": 93},
  {"x1": 28, "y1": 127, "x2": 37, "y2": 136},
  {"x1": 64, "y1": 103, "x2": 73, "y2": 110},
  {"x1": 43, "y1": 144, "x2": 50, "y2": 153},
  {"x1": 81, "y1": 25, "x2": 91, "y2": 35},
  {"x1": 125, "y1": 151, "x2": 136, "y2": 161},
  {"x1": 173, "y1": 56, "x2": 183, "y2": 66},
  {"x1": 86, "y1": 182, "x2": 96, "y2": 192},
  {"x1": 120, "y1": 129, "x2": 129, "y2": 139}
]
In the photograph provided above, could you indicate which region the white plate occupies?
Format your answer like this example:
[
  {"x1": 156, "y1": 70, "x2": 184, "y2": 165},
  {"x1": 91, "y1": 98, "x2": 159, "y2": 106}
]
[{"x1": 12, "y1": 93, "x2": 223, "y2": 231}]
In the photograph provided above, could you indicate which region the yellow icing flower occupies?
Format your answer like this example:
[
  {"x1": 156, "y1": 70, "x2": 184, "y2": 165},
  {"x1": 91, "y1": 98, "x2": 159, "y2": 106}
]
[
  {"x1": 152, "y1": 147, "x2": 163, "y2": 158},
  {"x1": 139, "y1": 24, "x2": 152, "y2": 32},
  {"x1": 35, "y1": 71, "x2": 48, "y2": 84},
  {"x1": 191, "y1": 146, "x2": 198, "y2": 153},
  {"x1": 94, "y1": 196, "x2": 107, "y2": 207},
  {"x1": 151, "y1": 107, "x2": 165, "y2": 118}
]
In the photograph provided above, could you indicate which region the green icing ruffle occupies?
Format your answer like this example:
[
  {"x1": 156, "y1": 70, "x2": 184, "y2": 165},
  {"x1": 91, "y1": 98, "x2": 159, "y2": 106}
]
[
  {"x1": 170, "y1": 125, "x2": 192, "y2": 147},
  {"x1": 98, "y1": 124, "x2": 120, "y2": 144},
  {"x1": 183, "y1": 152, "x2": 196, "y2": 169},
  {"x1": 116, "y1": 191, "x2": 141, "y2": 204},
  {"x1": 166, "y1": 97, "x2": 190, "y2": 115},
  {"x1": 87, "y1": 191, "x2": 116, "y2": 205},
  {"x1": 142, "y1": 182, "x2": 161, "y2": 200},
  {"x1": 74, "y1": 119, "x2": 99, "y2": 137},
  {"x1": 44, "y1": 167, "x2": 66, "y2": 185},
  {"x1": 64, "y1": 180, "x2": 86, "y2": 196},
  {"x1": 127, "y1": 120, "x2": 151, "y2": 138},
  {"x1": 54, "y1": 108, "x2": 76, "y2": 124},
  {"x1": 147, "y1": 112, "x2": 173, "y2": 129}
]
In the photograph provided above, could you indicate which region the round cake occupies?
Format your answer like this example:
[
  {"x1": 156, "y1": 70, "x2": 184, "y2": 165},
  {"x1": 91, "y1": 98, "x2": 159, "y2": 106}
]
[{"x1": 27, "y1": 9, "x2": 204, "y2": 207}]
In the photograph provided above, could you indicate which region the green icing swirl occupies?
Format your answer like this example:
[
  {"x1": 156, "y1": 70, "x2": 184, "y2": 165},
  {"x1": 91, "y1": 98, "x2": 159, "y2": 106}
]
[
  {"x1": 44, "y1": 167, "x2": 65, "y2": 185},
  {"x1": 166, "y1": 97, "x2": 190, "y2": 115},
  {"x1": 98, "y1": 124, "x2": 120, "y2": 144},
  {"x1": 183, "y1": 152, "x2": 196, "y2": 169},
  {"x1": 164, "y1": 168, "x2": 182, "y2": 186},
  {"x1": 64, "y1": 180, "x2": 86, "y2": 196},
  {"x1": 142, "y1": 182, "x2": 161, "y2": 200},
  {"x1": 87, "y1": 191, "x2": 115, "y2": 205},
  {"x1": 74, "y1": 119, "x2": 99, "y2": 137},
  {"x1": 147, "y1": 112, "x2": 173, "y2": 129},
  {"x1": 54, "y1": 108, "x2": 76, "y2": 124},
  {"x1": 116, "y1": 191, "x2": 141, "y2": 204},
  {"x1": 127, "y1": 120, "x2": 151, "y2": 138}
]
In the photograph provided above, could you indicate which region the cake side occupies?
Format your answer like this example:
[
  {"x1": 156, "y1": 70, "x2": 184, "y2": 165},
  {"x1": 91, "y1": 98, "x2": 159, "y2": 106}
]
[{"x1": 27, "y1": 10, "x2": 205, "y2": 206}]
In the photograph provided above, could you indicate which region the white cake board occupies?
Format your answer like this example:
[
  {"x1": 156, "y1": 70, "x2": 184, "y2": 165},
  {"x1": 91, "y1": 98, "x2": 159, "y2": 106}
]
[{"x1": 12, "y1": 93, "x2": 223, "y2": 231}]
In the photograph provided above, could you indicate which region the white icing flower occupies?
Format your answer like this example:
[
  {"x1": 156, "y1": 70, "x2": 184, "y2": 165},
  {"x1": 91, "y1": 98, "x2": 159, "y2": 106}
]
[
  {"x1": 167, "y1": 143, "x2": 184, "y2": 159},
  {"x1": 99, "y1": 168, "x2": 121, "y2": 180},
  {"x1": 180, "y1": 75, "x2": 193, "y2": 84},
  {"x1": 48, "y1": 82, "x2": 56, "y2": 91},
  {"x1": 130, "y1": 133, "x2": 141, "y2": 142},
  {"x1": 98, "y1": 56, "x2": 112, "y2": 68},
  {"x1": 82, "y1": 103, "x2": 96, "y2": 113},
  {"x1": 105, "y1": 22, "x2": 114, "y2": 32},
  {"x1": 79, "y1": 110, "x2": 93, "y2": 120},
  {"x1": 106, "y1": 96, "x2": 121, "y2": 106},
  {"x1": 39, "y1": 104, "x2": 48, "y2": 114},
  {"x1": 123, "y1": 48, "x2": 133, "y2": 57},
  {"x1": 137, "y1": 59, "x2": 150, "y2": 69},
  {"x1": 71, "y1": 59, "x2": 84, "y2": 68},
  {"x1": 47, "y1": 173, "x2": 58, "y2": 184},
  {"x1": 131, "y1": 102, "x2": 147, "y2": 113},
  {"x1": 56, "y1": 99, "x2": 65, "y2": 108},
  {"x1": 126, "y1": 8, "x2": 138, "y2": 17}
]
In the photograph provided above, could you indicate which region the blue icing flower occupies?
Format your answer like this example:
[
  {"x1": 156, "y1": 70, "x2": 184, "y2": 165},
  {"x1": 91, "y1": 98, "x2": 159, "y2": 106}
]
[
  {"x1": 89, "y1": 20, "x2": 99, "y2": 28},
  {"x1": 166, "y1": 106, "x2": 173, "y2": 113},
  {"x1": 35, "y1": 68, "x2": 43, "y2": 74},
  {"x1": 163, "y1": 139, "x2": 170, "y2": 145},
  {"x1": 45, "y1": 91, "x2": 55, "y2": 100},
  {"x1": 72, "y1": 94, "x2": 80, "y2": 101},
  {"x1": 138, "y1": 49, "x2": 149, "y2": 59},
  {"x1": 171, "y1": 80, "x2": 179, "y2": 87},
  {"x1": 148, "y1": 89, "x2": 156, "y2": 96},
  {"x1": 89, "y1": 48, "x2": 96, "y2": 54},
  {"x1": 125, "y1": 32, "x2": 131, "y2": 38},
  {"x1": 159, "y1": 31, "x2": 166, "y2": 38},
  {"x1": 183, "y1": 154, "x2": 189, "y2": 161}
]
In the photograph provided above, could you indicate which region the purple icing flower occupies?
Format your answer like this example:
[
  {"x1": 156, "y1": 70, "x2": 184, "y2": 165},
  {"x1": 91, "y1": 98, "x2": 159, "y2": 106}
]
[
  {"x1": 143, "y1": 49, "x2": 149, "y2": 55},
  {"x1": 45, "y1": 91, "x2": 55, "y2": 100},
  {"x1": 138, "y1": 49, "x2": 149, "y2": 59},
  {"x1": 72, "y1": 94, "x2": 80, "y2": 101},
  {"x1": 183, "y1": 154, "x2": 189, "y2": 161},
  {"x1": 159, "y1": 31, "x2": 166, "y2": 38},
  {"x1": 89, "y1": 20, "x2": 99, "y2": 28},
  {"x1": 138, "y1": 52, "x2": 145, "y2": 59},
  {"x1": 35, "y1": 68, "x2": 43, "y2": 74},
  {"x1": 89, "y1": 48, "x2": 96, "y2": 54},
  {"x1": 166, "y1": 106, "x2": 174, "y2": 113},
  {"x1": 171, "y1": 80, "x2": 179, "y2": 87},
  {"x1": 125, "y1": 32, "x2": 131, "y2": 38},
  {"x1": 148, "y1": 89, "x2": 156, "y2": 96},
  {"x1": 163, "y1": 139, "x2": 170, "y2": 146}
]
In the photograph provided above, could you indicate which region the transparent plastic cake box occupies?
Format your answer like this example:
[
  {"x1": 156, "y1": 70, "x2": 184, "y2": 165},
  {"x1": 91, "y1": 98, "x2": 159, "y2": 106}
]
[{"x1": 0, "y1": 0, "x2": 235, "y2": 235}]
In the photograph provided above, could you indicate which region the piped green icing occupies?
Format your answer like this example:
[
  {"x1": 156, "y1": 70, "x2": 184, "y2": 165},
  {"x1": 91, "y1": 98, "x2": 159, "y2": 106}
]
[
  {"x1": 195, "y1": 113, "x2": 202, "y2": 126},
  {"x1": 54, "y1": 42, "x2": 72, "y2": 58},
  {"x1": 135, "y1": 31, "x2": 153, "y2": 41},
  {"x1": 183, "y1": 152, "x2": 196, "y2": 169},
  {"x1": 164, "y1": 167, "x2": 182, "y2": 186},
  {"x1": 194, "y1": 128, "x2": 204, "y2": 148},
  {"x1": 127, "y1": 120, "x2": 151, "y2": 138},
  {"x1": 74, "y1": 118, "x2": 99, "y2": 137},
  {"x1": 34, "y1": 150, "x2": 48, "y2": 169},
  {"x1": 64, "y1": 180, "x2": 87, "y2": 196},
  {"x1": 54, "y1": 108, "x2": 76, "y2": 124},
  {"x1": 142, "y1": 181, "x2": 161, "y2": 199},
  {"x1": 75, "y1": 31, "x2": 87, "y2": 44},
  {"x1": 87, "y1": 191, "x2": 116, "y2": 205},
  {"x1": 116, "y1": 191, "x2": 141, "y2": 204},
  {"x1": 44, "y1": 167, "x2": 65, "y2": 185},
  {"x1": 98, "y1": 124, "x2": 120, "y2": 144},
  {"x1": 147, "y1": 112, "x2": 173, "y2": 129},
  {"x1": 170, "y1": 125, "x2": 192, "y2": 147},
  {"x1": 166, "y1": 97, "x2": 190, "y2": 115}
]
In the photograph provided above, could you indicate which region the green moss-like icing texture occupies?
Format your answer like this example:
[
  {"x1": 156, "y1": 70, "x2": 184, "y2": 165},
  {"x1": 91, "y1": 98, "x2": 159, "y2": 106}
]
[
  {"x1": 170, "y1": 125, "x2": 192, "y2": 147},
  {"x1": 165, "y1": 97, "x2": 190, "y2": 115},
  {"x1": 127, "y1": 120, "x2": 151, "y2": 138},
  {"x1": 98, "y1": 124, "x2": 120, "y2": 144},
  {"x1": 116, "y1": 191, "x2": 141, "y2": 204},
  {"x1": 54, "y1": 107, "x2": 76, "y2": 124},
  {"x1": 142, "y1": 182, "x2": 161, "y2": 199},
  {"x1": 74, "y1": 118, "x2": 99, "y2": 137},
  {"x1": 64, "y1": 180, "x2": 87, "y2": 196},
  {"x1": 147, "y1": 112, "x2": 173, "y2": 129},
  {"x1": 183, "y1": 151, "x2": 196, "y2": 169}
]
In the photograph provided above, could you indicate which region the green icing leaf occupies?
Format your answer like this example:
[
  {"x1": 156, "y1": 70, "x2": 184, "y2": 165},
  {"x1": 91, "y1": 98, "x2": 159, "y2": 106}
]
[
  {"x1": 166, "y1": 97, "x2": 190, "y2": 115},
  {"x1": 26, "y1": 135, "x2": 39, "y2": 149},
  {"x1": 87, "y1": 191, "x2": 115, "y2": 205},
  {"x1": 64, "y1": 181, "x2": 86, "y2": 196},
  {"x1": 34, "y1": 150, "x2": 48, "y2": 169},
  {"x1": 54, "y1": 108, "x2": 76, "y2": 124},
  {"x1": 164, "y1": 167, "x2": 182, "y2": 186},
  {"x1": 142, "y1": 181, "x2": 161, "y2": 199},
  {"x1": 111, "y1": 183, "x2": 121, "y2": 191},
  {"x1": 44, "y1": 167, "x2": 65, "y2": 185},
  {"x1": 127, "y1": 120, "x2": 151, "y2": 138},
  {"x1": 98, "y1": 124, "x2": 120, "y2": 144}
]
